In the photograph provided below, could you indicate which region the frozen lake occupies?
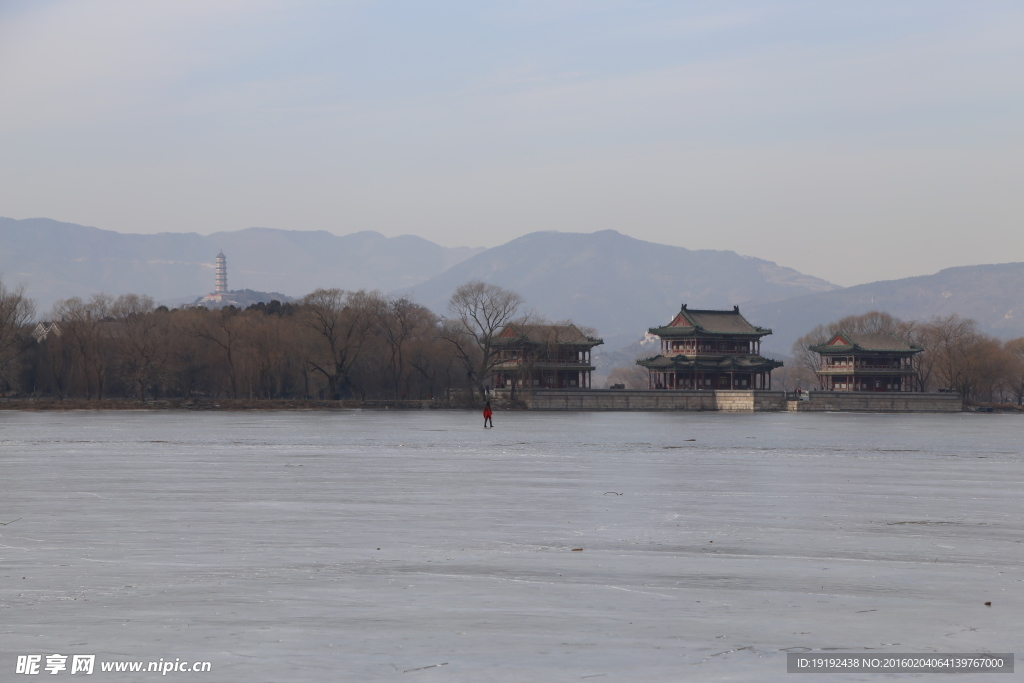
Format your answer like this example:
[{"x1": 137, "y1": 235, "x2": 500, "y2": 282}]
[{"x1": 1, "y1": 410, "x2": 1021, "y2": 681}]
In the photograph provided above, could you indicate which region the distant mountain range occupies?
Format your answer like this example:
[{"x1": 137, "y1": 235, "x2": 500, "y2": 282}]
[
  {"x1": 407, "y1": 230, "x2": 1024, "y2": 354},
  {"x1": 745, "y1": 262, "x2": 1024, "y2": 354},
  {"x1": 0, "y1": 217, "x2": 482, "y2": 312},
  {"x1": 3, "y1": 217, "x2": 1021, "y2": 354},
  {"x1": 406, "y1": 230, "x2": 838, "y2": 348}
]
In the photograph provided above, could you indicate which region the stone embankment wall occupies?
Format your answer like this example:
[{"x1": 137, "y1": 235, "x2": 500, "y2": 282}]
[
  {"x1": 787, "y1": 391, "x2": 962, "y2": 412},
  {"x1": 504, "y1": 389, "x2": 784, "y2": 412},
  {"x1": 499, "y1": 389, "x2": 961, "y2": 412}
]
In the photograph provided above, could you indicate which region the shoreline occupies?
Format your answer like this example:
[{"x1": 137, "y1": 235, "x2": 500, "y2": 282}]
[
  {"x1": 0, "y1": 397, "x2": 1020, "y2": 412},
  {"x1": 0, "y1": 398, "x2": 485, "y2": 411}
]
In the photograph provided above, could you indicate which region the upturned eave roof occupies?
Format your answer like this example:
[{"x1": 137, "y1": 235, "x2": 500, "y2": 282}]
[
  {"x1": 648, "y1": 326, "x2": 769, "y2": 339},
  {"x1": 494, "y1": 323, "x2": 603, "y2": 347},
  {"x1": 648, "y1": 305, "x2": 772, "y2": 338},
  {"x1": 810, "y1": 331, "x2": 922, "y2": 355}
]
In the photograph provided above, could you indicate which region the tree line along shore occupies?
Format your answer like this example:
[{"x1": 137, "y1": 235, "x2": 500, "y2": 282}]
[
  {"x1": 786, "y1": 311, "x2": 1024, "y2": 406},
  {"x1": 0, "y1": 279, "x2": 541, "y2": 405},
  {"x1": 1, "y1": 277, "x2": 1022, "y2": 407}
]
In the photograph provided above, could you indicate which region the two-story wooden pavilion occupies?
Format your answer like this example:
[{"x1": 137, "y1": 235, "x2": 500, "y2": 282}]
[
  {"x1": 810, "y1": 332, "x2": 922, "y2": 392},
  {"x1": 637, "y1": 304, "x2": 783, "y2": 390},
  {"x1": 490, "y1": 324, "x2": 603, "y2": 390}
]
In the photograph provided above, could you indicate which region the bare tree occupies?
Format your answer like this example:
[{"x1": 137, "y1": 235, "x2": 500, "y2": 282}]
[
  {"x1": 239, "y1": 312, "x2": 287, "y2": 399},
  {"x1": 289, "y1": 320, "x2": 321, "y2": 399},
  {"x1": 893, "y1": 320, "x2": 935, "y2": 391},
  {"x1": 0, "y1": 277, "x2": 35, "y2": 389},
  {"x1": 440, "y1": 281, "x2": 525, "y2": 400},
  {"x1": 39, "y1": 325, "x2": 73, "y2": 399},
  {"x1": 184, "y1": 308, "x2": 244, "y2": 398},
  {"x1": 52, "y1": 294, "x2": 115, "y2": 399},
  {"x1": 302, "y1": 289, "x2": 380, "y2": 399},
  {"x1": 973, "y1": 337, "x2": 1014, "y2": 403},
  {"x1": 1003, "y1": 337, "x2": 1024, "y2": 405},
  {"x1": 408, "y1": 330, "x2": 461, "y2": 400},
  {"x1": 919, "y1": 315, "x2": 978, "y2": 395},
  {"x1": 373, "y1": 296, "x2": 437, "y2": 399},
  {"x1": 110, "y1": 294, "x2": 166, "y2": 400},
  {"x1": 165, "y1": 319, "x2": 206, "y2": 399}
]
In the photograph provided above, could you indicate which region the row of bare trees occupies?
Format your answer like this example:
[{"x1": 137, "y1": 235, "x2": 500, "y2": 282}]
[
  {"x1": 790, "y1": 311, "x2": 1024, "y2": 403},
  {"x1": 0, "y1": 277, "x2": 531, "y2": 402},
  {"x1": 11, "y1": 273, "x2": 1016, "y2": 405}
]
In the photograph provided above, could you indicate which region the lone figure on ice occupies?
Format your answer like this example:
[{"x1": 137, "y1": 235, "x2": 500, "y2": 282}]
[{"x1": 483, "y1": 401, "x2": 493, "y2": 428}]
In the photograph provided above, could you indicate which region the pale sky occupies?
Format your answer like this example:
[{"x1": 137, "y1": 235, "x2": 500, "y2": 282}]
[{"x1": 1, "y1": 0, "x2": 1021, "y2": 286}]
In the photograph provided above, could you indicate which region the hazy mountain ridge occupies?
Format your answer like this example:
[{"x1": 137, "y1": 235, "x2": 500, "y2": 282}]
[
  {"x1": 406, "y1": 229, "x2": 839, "y2": 348},
  {"x1": 0, "y1": 217, "x2": 483, "y2": 311},
  {"x1": 746, "y1": 262, "x2": 1024, "y2": 354},
  {"x1": 408, "y1": 230, "x2": 1023, "y2": 356},
  {"x1": 4, "y1": 218, "x2": 1019, "y2": 356}
]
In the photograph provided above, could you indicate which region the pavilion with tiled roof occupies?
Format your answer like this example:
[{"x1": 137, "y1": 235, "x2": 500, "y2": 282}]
[
  {"x1": 809, "y1": 331, "x2": 922, "y2": 392},
  {"x1": 637, "y1": 304, "x2": 783, "y2": 390},
  {"x1": 491, "y1": 323, "x2": 603, "y2": 390}
]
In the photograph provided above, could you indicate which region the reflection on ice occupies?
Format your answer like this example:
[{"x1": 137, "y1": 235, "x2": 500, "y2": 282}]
[{"x1": 0, "y1": 411, "x2": 1021, "y2": 681}]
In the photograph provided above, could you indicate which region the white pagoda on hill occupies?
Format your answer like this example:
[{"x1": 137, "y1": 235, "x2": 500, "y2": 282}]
[{"x1": 200, "y1": 251, "x2": 229, "y2": 304}]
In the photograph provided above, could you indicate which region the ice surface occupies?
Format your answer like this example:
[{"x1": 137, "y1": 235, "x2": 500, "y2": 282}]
[{"x1": 1, "y1": 410, "x2": 1021, "y2": 681}]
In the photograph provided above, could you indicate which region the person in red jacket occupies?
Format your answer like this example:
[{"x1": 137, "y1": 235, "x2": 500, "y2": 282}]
[{"x1": 483, "y1": 401, "x2": 493, "y2": 428}]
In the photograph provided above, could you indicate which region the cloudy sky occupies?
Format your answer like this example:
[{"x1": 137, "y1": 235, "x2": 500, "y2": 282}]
[{"x1": 1, "y1": 0, "x2": 1021, "y2": 286}]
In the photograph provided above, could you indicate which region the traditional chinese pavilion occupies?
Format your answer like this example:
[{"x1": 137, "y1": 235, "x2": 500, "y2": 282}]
[
  {"x1": 637, "y1": 304, "x2": 783, "y2": 390},
  {"x1": 490, "y1": 324, "x2": 603, "y2": 390},
  {"x1": 810, "y1": 332, "x2": 922, "y2": 392}
]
